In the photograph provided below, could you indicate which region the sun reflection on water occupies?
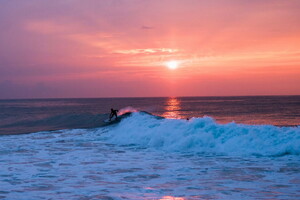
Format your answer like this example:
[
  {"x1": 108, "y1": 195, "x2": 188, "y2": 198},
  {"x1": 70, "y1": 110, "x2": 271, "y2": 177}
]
[
  {"x1": 162, "y1": 97, "x2": 181, "y2": 119},
  {"x1": 159, "y1": 196, "x2": 186, "y2": 200}
]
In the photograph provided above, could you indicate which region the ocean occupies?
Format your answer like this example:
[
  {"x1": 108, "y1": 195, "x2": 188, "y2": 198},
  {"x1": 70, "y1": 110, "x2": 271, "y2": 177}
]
[{"x1": 0, "y1": 96, "x2": 299, "y2": 199}]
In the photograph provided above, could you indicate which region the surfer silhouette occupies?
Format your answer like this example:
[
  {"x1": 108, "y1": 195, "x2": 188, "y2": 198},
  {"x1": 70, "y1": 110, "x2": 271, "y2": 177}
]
[{"x1": 109, "y1": 108, "x2": 118, "y2": 121}]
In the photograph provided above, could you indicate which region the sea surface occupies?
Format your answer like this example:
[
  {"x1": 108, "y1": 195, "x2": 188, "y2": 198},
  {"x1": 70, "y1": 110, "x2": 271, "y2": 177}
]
[
  {"x1": 0, "y1": 96, "x2": 300, "y2": 199},
  {"x1": 1, "y1": 96, "x2": 300, "y2": 135}
]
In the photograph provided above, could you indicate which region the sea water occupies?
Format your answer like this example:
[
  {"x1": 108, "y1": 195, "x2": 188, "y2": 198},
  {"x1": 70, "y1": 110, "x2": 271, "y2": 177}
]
[
  {"x1": 1, "y1": 96, "x2": 299, "y2": 135},
  {"x1": 0, "y1": 96, "x2": 300, "y2": 199}
]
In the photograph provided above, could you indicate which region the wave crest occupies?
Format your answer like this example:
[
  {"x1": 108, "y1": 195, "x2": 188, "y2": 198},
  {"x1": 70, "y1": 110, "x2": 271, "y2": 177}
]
[{"x1": 103, "y1": 112, "x2": 300, "y2": 156}]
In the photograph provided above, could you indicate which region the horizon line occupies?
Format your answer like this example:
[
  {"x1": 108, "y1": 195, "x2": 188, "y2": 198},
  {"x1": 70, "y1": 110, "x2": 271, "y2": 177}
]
[{"x1": 1, "y1": 94, "x2": 300, "y2": 101}]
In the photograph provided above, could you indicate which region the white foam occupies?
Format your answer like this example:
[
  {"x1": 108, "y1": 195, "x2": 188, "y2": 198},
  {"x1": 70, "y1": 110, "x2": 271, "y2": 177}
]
[
  {"x1": 103, "y1": 112, "x2": 300, "y2": 156},
  {"x1": 1, "y1": 115, "x2": 299, "y2": 199}
]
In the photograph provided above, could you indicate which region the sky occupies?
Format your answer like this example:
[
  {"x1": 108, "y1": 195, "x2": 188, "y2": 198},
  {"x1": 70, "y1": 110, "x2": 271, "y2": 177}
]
[{"x1": 0, "y1": 0, "x2": 300, "y2": 98}]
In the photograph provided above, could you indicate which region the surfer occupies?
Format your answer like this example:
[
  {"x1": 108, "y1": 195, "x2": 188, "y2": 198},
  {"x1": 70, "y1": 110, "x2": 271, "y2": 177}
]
[{"x1": 109, "y1": 108, "x2": 119, "y2": 121}]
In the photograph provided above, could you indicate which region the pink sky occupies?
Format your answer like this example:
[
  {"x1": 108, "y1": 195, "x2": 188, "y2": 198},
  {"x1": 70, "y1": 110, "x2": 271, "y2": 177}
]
[{"x1": 0, "y1": 0, "x2": 300, "y2": 98}]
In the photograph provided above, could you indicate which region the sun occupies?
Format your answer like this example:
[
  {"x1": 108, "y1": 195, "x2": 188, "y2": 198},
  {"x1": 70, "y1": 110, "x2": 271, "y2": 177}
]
[{"x1": 165, "y1": 60, "x2": 179, "y2": 70}]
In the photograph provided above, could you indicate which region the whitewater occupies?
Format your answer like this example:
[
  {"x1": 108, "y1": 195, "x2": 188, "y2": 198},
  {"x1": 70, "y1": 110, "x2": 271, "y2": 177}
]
[{"x1": 1, "y1": 111, "x2": 300, "y2": 200}]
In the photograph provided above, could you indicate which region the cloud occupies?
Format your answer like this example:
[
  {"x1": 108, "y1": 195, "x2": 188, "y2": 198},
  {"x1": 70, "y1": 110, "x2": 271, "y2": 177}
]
[
  {"x1": 0, "y1": 0, "x2": 300, "y2": 97},
  {"x1": 114, "y1": 48, "x2": 179, "y2": 55},
  {"x1": 141, "y1": 25, "x2": 154, "y2": 30}
]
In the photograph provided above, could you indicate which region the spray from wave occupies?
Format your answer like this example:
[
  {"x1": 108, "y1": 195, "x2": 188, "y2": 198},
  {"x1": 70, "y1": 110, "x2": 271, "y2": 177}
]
[
  {"x1": 118, "y1": 106, "x2": 138, "y2": 115},
  {"x1": 100, "y1": 112, "x2": 300, "y2": 156}
]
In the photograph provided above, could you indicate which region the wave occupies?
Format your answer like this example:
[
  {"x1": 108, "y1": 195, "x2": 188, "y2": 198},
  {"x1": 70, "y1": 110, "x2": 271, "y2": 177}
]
[{"x1": 102, "y1": 112, "x2": 300, "y2": 156}]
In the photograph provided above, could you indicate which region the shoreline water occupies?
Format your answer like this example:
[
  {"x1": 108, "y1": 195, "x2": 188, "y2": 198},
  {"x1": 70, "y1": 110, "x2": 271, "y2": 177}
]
[{"x1": 1, "y1": 111, "x2": 299, "y2": 199}]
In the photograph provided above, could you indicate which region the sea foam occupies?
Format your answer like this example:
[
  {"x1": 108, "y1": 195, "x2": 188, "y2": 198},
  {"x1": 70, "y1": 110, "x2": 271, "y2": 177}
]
[{"x1": 102, "y1": 112, "x2": 300, "y2": 156}]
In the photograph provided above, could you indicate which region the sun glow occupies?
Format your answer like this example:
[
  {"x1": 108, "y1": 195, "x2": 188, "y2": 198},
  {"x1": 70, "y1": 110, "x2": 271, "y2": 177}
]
[{"x1": 166, "y1": 60, "x2": 179, "y2": 70}]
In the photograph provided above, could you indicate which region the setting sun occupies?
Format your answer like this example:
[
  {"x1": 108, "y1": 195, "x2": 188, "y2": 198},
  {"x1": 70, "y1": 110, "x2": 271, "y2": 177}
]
[
  {"x1": 166, "y1": 61, "x2": 179, "y2": 70},
  {"x1": 1, "y1": 1, "x2": 300, "y2": 200}
]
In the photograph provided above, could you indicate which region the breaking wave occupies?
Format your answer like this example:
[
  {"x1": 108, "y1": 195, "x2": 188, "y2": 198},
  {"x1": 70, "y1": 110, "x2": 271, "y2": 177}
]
[{"x1": 102, "y1": 112, "x2": 300, "y2": 156}]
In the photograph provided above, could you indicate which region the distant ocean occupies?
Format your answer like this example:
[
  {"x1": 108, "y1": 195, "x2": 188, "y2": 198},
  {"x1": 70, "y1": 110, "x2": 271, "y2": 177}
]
[
  {"x1": 0, "y1": 96, "x2": 299, "y2": 135},
  {"x1": 0, "y1": 96, "x2": 299, "y2": 199}
]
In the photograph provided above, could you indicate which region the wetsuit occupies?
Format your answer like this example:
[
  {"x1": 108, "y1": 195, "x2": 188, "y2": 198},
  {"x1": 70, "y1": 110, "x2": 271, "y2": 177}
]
[{"x1": 109, "y1": 109, "x2": 118, "y2": 121}]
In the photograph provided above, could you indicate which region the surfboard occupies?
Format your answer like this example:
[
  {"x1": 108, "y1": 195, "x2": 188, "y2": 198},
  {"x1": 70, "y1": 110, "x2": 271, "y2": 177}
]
[{"x1": 104, "y1": 115, "x2": 117, "y2": 123}]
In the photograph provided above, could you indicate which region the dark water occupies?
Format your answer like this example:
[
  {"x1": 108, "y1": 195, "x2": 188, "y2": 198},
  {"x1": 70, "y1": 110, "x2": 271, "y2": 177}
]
[{"x1": 0, "y1": 96, "x2": 299, "y2": 135}]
